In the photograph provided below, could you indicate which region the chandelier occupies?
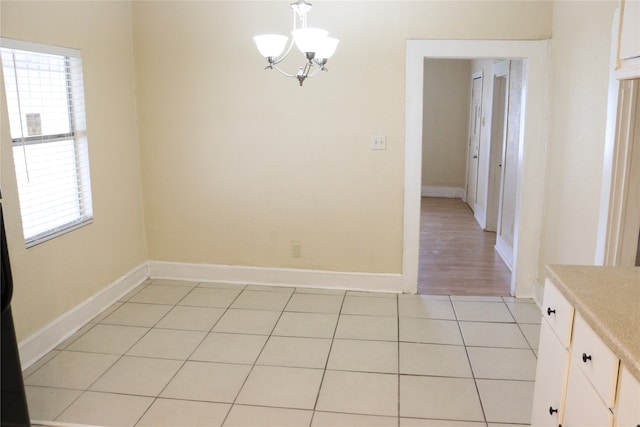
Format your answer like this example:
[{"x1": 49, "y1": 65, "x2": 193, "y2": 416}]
[{"x1": 253, "y1": 0, "x2": 339, "y2": 86}]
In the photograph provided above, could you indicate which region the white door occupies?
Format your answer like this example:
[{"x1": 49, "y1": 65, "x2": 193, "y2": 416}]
[
  {"x1": 466, "y1": 73, "x2": 483, "y2": 210},
  {"x1": 496, "y1": 60, "x2": 524, "y2": 270},
  {"x1": 486, "y1": 60, "x2": 510, "y2": 232}
]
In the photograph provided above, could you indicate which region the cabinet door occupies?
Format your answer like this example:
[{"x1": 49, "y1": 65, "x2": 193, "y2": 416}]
[
  {"x1": 531, "y1": 320, "x2": 569, "y2": 427},
  {"x1": 619, "y1": 0, "x2": 640, "y2": 61},
  {"x1": 564, "y1": 363, "x2": 614, "y2": 427},
  {"x1": 542, "y1": 279, "x2": 574, "y2": 348},
  {"x1": 571, "y1": 313, "x2": 620, "y2": 407},
  {"x1": 615, "y1": 365, "x2": 640, "y2": 427}
]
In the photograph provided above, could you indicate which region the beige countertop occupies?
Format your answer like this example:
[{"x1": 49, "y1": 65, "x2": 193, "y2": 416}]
[{"x1": 545, "y1": 264, "x2": 640, "y2": 382}]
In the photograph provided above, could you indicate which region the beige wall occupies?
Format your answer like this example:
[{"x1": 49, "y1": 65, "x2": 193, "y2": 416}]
[
  {"x1": 543, "y1": 0, "x2": 618, "y2": 267},
  {"x1": 133, "y1": 1, "x2": 552, "y2": 274},
  {"x1": 422, "y1": 59, "x2": 471, "y2": 189},
  {"x1": 0, "y1": 0, "x2": 565, "y2": 340},
  {"x1": 0, "y1": 1, "x2": 147, "y2": 341}
]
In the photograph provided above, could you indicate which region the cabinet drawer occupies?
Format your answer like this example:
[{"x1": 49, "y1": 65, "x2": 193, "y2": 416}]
[
  {"x1": 615, "y1": 365, "x2": 640, "y2": 427},
  {"x1": 541, "y1": 279, "x2": 574, "y2": 347},
  {"x1": 571, "y1": 313, "x2": 620, "y2": 407},
  {"x1": 531, "y1": 320, "x2": 570, "y2": 427},
  {"x1": 564, "y1": 363, "x2": 614, "y2": 427}
]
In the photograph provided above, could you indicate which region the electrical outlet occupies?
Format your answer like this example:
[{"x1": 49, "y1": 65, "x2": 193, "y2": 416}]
[
  {"x1": 291, "y1": 241, "x2": 302, "y2": 258},
  {"x1": 371, "y1": 135, "x2": 386, "y2": 150}
]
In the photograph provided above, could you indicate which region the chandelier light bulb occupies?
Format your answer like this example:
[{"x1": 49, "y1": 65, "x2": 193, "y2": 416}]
[
  {"x1": 315, "y1": 37, "x2": 339, "y2": 60},
  {"x1": 253, "y1": 35, "x2": 289, "y2": 58},
  {"x1": 291, "y1": 28, "x2": 328, "y2": 54}
]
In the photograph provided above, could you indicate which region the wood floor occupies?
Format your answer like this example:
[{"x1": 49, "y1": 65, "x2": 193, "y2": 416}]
[{"x1": 418, "y1": 197, "x2": 512, "y2": 296}]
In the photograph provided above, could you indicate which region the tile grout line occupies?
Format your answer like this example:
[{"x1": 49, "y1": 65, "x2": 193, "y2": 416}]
[
  {"x1": 112, "y1": 280, "x2": 208, "y2": 426},
  {"x1": 506, "y1": 302, "x2": 542, "y2": 359},
  {"x1": 308, "y1": 290, "x2": 348, "y2": 427},
  {"x1": 217, "y1": 285, "x2": 298, "y2": 427},
  {"x1": 56, "y1": 280, "x2": 173, "y2": 424},
  {"x1": 451, "y1": 294, "x2": 489, "y2": 426},
  {"x1": 132, "y1": 281, "x2": 248, "y2": 426},
  {"x1": 30, "y1": 279, "x2": 155, "y2": 423}
]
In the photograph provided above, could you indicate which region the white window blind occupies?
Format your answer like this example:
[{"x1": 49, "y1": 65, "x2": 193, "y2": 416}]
[{"x1": 1, "y1": 39, "x2": 93, "y2": 247}]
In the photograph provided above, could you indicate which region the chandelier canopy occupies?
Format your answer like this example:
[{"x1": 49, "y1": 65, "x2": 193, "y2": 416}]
[{"x1": 253, "y1": 0, "x2": 339, "y2": 86}]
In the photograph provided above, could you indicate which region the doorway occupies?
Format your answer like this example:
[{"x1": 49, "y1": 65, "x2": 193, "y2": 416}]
[
  {"x1": 403, "y1": 40, "x2": 551, "y2": 298},
  {"x1": 419, "y1": 58, "x2": 522, "y2": 295}
]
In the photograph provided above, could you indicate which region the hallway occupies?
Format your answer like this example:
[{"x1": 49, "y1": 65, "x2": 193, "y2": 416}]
[{"x1": 419, "y1": 197, "x2": 512, "y2": 296}]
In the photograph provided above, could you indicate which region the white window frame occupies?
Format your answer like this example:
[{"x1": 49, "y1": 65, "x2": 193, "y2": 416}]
[{"x1": 1, "y1": 38, "x2": 93, "y2": 247}]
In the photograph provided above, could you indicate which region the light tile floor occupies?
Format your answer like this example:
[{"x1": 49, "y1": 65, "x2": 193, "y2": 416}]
[{"x1": 24, "y1": 279, "x2": 541, "y2": 427}]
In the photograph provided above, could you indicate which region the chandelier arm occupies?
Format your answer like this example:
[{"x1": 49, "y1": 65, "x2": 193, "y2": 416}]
[
  {"x1": 307, "y1": 65, "x2": 325, "y2": 78},
  {"x1": 302, "y1": 60, "x2": 315, "y2": 78},
  {"x1": 271, "y1": 4, "x2": 301, "y2": 66},
  {"x1": 270, "y1": 63, "x2": 299, "y2": 78},
  {"x1": 269, "y1": 60, "x2": 323, "y2": 81},
  {"x1": 271, "y1": 37, "x2": 297, "y2": 66}
]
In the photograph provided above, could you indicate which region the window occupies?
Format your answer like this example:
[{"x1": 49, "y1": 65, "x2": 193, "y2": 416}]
[{"x1": 1, "y1": 39, "x2": 93, "y2": 247}]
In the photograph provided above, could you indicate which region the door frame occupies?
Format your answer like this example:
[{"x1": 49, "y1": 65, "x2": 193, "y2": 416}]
[{"x1": 404, "y1": 40, "x2": 551, "y2": 297}]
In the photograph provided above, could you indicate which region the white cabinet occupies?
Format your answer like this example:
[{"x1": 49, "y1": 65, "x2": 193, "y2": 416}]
[
  {"x1": 541, "y1": 278, "x2": 574, "y2": 348},
  {"x1": 532, "y1": 278, "x2": 638, "y2": 427},
  {"x1": 571, "y1": 313, "x2": 620, "y2": 407},
  {"x1": 563, "y1": 363, "x2": 614, "y2": 427},
  {"x1": 616, "y1": 0, "x2": 640, "y2": 79},
  {"x1": 615, "y1": 366, "x2": 640, "y2": 427},
  {"x1": 619, "y1": 0, "x2": 640, "y2": 61},
  {"x1": 531, "y1": 320, "x2": 570, "y2": 427}
]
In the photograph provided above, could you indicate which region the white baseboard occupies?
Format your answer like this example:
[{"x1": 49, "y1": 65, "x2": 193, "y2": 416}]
[
  {"x1": 147, "y1": 260, "x2": 407, "y2": 294},
  {"x1": 18, "y1": 263, "x2": 148, "y2": 369},
  {"x1": 18, "y1": 261, "x2": 408, "y2": 369},
  {"x1": 474, "y1": 208, "x2": 487, "y2": 230},
  {"x1": 532, "y1": 280, "x2": 545, "y2": 308},
  {"x1": 421, "y1": 185, "x2": 465, "y2": 199},
  {"x1": 494, "y1": 238, "x2": 513, "y2": 272}
]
